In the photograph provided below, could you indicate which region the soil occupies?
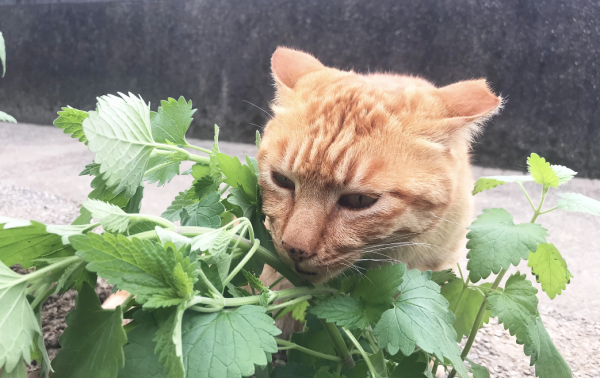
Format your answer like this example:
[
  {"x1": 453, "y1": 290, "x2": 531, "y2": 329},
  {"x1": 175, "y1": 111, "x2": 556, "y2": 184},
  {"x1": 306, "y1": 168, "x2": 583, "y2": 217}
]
[{"x1": 2, "y1": 184, "x2": 599, "y2": 377}]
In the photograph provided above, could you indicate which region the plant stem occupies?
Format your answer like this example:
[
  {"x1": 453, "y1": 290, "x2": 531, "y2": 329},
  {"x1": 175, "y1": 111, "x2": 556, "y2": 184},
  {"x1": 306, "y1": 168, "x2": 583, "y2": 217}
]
[
  {"x1": 14, "y1": 256, "x2": 81, "y2": 285},
  {"x1": 530, "y1": 186, "x2": 549, "y2": 223},
  {"x1": 144, "y1": 161, "x2": 174, "y2": 177},
  {"x1": 186, "y1": 287, "x2": 333, "y2": 309},
  {"x1": 223, "y1": 239, "x2": 260, "y2": 286},
  {"x1": 184, "y1": 143, "x2": 212, "y2": 154},
  {"x1": 363, "y1": 329, "x2": 379, "y2": 352},
  {"x1": 323, "y1": 321, "x2": 355, "y2": 368},
  {"x1": 268, "y1": 275, "x2": 285, "y2": 289},
  {"x1": 153, "y1": 143, "x2": 211, "y2": 165},
  {"x1": 130, "y1": 215, "x2": 176, "y2": 231},
  {"x1": 219, "y1": 184, "x2": 231, "y2": 195},
  {"x1": 450, "y1": 276, "x2": 469, "y2": 315},
  {"x1": 275, "y1": 338, "x2": 343, "y2": 362},
  {"x1": 197, "y1": 267, "x2": 223, "y2": 298},
  {"x1": 539, "y1": 206, "x2": 558, "y2": 215},
  {"x1": 120, "y1": 294, "x2": 136, "y2": 312},
  {"x1": 447, "y1": 269, "x2": 507, "y2": 378},
  {"x1": 432, "y1": 359, "x2": 440, "y2": 376},
  {"x1": 265, "y1": 295, "x2": 312, "y2": 313},
  {"x1": 517, "y1": 182, "x2": 537, "y2": 212},
  {"x1": 343, "y1": 328, "x2": 375, "y2": 376}
]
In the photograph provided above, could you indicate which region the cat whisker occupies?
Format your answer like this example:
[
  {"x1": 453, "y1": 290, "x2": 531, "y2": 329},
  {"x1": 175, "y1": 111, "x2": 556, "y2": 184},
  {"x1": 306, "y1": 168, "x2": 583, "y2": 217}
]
[{"x1": 243, "y1": 100, "x2": 274, "y2": 118}]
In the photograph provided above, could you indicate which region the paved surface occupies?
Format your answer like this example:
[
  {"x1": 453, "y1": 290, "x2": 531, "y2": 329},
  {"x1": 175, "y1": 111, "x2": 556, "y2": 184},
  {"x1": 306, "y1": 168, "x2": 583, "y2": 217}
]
[{"x1": 2, "y1": 122, "x2": 599, "y2": 322}]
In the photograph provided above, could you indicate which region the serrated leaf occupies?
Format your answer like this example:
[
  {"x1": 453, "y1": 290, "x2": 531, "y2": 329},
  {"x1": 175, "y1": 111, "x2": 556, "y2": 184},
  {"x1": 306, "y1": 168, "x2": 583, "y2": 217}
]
[
  {"x1": 485, "y1": 273, "x2": 539, "y2": 361},
  {"x1": 472, "y1": 175, "x2": 533, "y2": 195},
  {"x1": 83, "y1": 199, "x2": 130, "y2": 233},
  {"x1": 150, "y1": 96, "x2": 196, "y2": 145},
  {"x1": 529, "y1": 317, "x2": 571, "y2": 378},
  {"x1": 373, "y1": 269, "x2": 468, "y2": 378},
  {"x1": 431, "y1": 269, "x2": 457, "y2": 286},
  {"x1": 528, "y1": 243, "x2": 570, "y2": 299},
  {"x1": 180, "y1": 192, "x2": 225, "y2": 228},
  {"x1": 353, "y1": 263, "x2": 405, "y2": 305},
  {"x1": 243, "y1": 269, "x2": 268, "y2": 292},
  {"x1": 192, "y1": 175, "x2": 219, "y2": 200},
  {"x1": 161, "y1": 190, "x2": 197, "y2": 222},
  {"x1": 310, "y1": 295, "x2": 370, "y2": 330},
  {"x1": 123, "y1": 185, "x2": 145, "y2": 214},
  {"x1": 441, "y1": 279, "x2": 491, "y2": 340},
  {"x1": 153, "y1": 305, "x2": 185, "y2": 378},
  {"x1": 551, "y1": 165, "x2": 576, "y2": 186},
  {"x1": 0, "y1": 263, "x2": 40, "y2": 374},
  {"x1": 82, "y1": 162, "x2": 130, "y2": 208},
  {"x1": 150, "y1": 96, "x2": 195, "y2": 145},
  {"x1": 71, "y1": 233, "x2": 196, "y2": 308},
  {"x1": 209, "y1": 125, "x2": 223, "y2": 184},
  {"x1": 83, "y1": 93, "x2": 156, "y2": 197},
  {"x1": 557, "y1": 193, "x2": 600, "y2": 217},
  {"x1": 118, "y1": 311, "x2": 166, "y2": 378},
  {"x1": 191, "y1": 163, "x2": 211, "y2": 180},
  {"x1": 53, "y1": 107, "x2": 89, "y2": 144},
  {"x1": 466, "y1": 208, "x2": 548, "y2": 282},
  {"x1": 181, "y1": 305, "x2": 280, "y2": 378},
  {"x1": 0, "y1": 31, "x2": 5, "y2": 77},
  {"x1": 0, "y1": 221, "x2": 77, "y2": 268},
  {"x1": 288, "y1": 328, "x2": 336, "y2": 369},
  {"x1": 217, "y1": 153, "x2": 258, "y2": 201},
  {"x1": 528, "y1": 153, "x2": 559, "y2": 188},
  {"x1": 228, "y1": 187, "x2": 257, "y2": 219},
  {"x1": 145, "y1": 155, "x2": 180, "y2": 187},
  {"x1": 156, "y1": 227, "x2": 192, "y2": 250},
  {"x1": 0, "y1": 111, "x2": 16, "y2": 123},
  {"x1": 51, "y1": 282, "x2": 126, "y2": 378}
]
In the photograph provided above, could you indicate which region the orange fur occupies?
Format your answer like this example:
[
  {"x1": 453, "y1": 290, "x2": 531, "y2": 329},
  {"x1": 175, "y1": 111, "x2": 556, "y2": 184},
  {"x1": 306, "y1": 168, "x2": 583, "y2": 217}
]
[{"x1": 258, "y1": 47, "x2": 501, "y2": 284}]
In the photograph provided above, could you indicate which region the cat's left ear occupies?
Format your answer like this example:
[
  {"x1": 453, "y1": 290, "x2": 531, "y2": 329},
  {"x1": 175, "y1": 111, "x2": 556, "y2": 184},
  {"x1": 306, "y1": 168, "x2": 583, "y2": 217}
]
[
  {"x1": 271, "y1": 47, "x2": 325, "y2": 90},
  {"x1": 436, "y1": 79, "x2": 502, "y2": 141}
]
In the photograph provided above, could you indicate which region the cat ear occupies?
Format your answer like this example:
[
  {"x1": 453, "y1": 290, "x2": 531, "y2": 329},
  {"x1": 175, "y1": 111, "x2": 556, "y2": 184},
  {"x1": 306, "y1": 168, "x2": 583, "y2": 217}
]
[
  {"x1": 435, "y1": 79, "x2": 502, "y2": 143},
  {"x1": 271, "y1": 47, "x2": 325, "y2": 89},
  {"x1": 438, "y1": 79, "x2": 502, "y2": 122}
]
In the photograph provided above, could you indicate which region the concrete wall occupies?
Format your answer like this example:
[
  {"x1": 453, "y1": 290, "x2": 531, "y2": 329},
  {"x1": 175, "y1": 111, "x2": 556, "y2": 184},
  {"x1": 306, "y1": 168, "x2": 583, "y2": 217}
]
[{"x1": 0, "y1": 0, "x2": 599, "y2": 176}]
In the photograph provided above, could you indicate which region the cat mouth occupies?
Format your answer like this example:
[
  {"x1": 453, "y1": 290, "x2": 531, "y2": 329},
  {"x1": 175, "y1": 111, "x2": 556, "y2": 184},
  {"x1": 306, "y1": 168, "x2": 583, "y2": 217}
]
[{"x1": 294, "y1": 263, "x2": 317, "y2": 276}]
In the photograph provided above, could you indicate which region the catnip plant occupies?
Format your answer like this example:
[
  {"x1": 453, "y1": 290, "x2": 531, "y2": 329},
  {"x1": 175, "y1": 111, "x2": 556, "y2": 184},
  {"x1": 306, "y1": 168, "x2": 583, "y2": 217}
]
[
  {"x1": 0, "y1": 92, "x2": 590, "y2": 378},
  {"x1": 0, "y1": 31, "x2": 17, "y2": 123}
]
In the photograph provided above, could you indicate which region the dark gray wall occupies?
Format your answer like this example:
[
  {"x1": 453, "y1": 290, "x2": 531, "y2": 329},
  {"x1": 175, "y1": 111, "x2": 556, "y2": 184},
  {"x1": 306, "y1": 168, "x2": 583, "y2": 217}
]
[{"x1": 0, "y1": 0, "x2": 599, "y2": 176}]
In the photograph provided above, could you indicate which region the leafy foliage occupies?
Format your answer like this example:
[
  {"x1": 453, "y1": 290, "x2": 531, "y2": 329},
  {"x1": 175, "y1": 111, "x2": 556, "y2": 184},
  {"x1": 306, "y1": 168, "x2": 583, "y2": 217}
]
[
  {"x1": 51, "y1": 283, "x2": 127, "y2": 378},
  {"x1": 466, "y1": 208, "x2": 548, "y2": 282},
  {"x1": 71, "y1": 233, "x2": 197, "y2": 308},
  {"x1": 441, "y1": 279, "x2": 491, "y2": 340},
  {"x1": 528, "y1": 153, "x2": 559, "y2": 188},
  {"x1": 528, "y1": 243, "x2": 571, "y2": 299},
  {"x1": 557, "y1": 192, "x2": 600, "y2": 217},
  {"x1": 150, "y1": 97, "x2": 196, "y2": 145},
  {"x1": 53, "y1": 107, "x2": 89, "y2": 144}
]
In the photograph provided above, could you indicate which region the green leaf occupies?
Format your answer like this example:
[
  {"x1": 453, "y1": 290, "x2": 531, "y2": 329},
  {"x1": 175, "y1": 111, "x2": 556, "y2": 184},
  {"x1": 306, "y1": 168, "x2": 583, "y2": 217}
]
[
  {"x1": 150, "y1": 97, "x2": 196, "y2": 145},
  {"x1": 83, "y1": 199, "x2": 130, "y2": 233},
  {"x1": 431, "y1": 269, "x2": 457, "y2": 286},
  {"x1": 0, "y1": 111, "x2": 16, "y2": 123},
  {"x1": 228, "y1": 188, "x2": 256, "y2": 219},
  {"x1": 83, "y1": 93, "x2": 156, "y2": 197},
  {"x1": 155, "y1": 227, "x2": 192, "y2": 250},
  {"x1": 288, "y1": 328, "x2": 336, "y2": 369},
  {"x1": 0, "y1": 31, "x2": 5, "y2": 77},
  {"x1": 161, "y1": 190, "x2": 197, "y2": 222},
  {"x1": 53, "y1": 107, "x2": 89, "y2": 144},
  {"x1": 310, "y1": 295, "x2": 370, "y2": 330},
  {"x1": 209, "y1": 125, "x2": 223, "y2": 184},
  {"x1": 466, "y1": 208, "x2": 548, "y2": 282},
  {"x1": 180, "y1": 192, "x2": 225, "y2": 228},
  {"x1": 373, "y1": 269, "x2": 468, "y2": 378},
  {"x1": 217, "y1": 153, "x2": 258, "y2": 201},
  {"x1": 0, "y1": 220, "x2": 77, "y2": 268},
  {"x1": 441, "y1": 279, "x2": 491, "y2": 340},
  {"x1": 466, "y1": 359, "x2": 490, "y2": 378},
  {"x1": 472, "y1": 175, "x2": 533, "y2": 195},
  {"x1": 485, "y1": 273, "x2": 540, "y2": 361},
  {"x1": 118, "y1": 311, "x2": 167, "y2": 378},
  {"x1": 153, "y1": 305, "x2": 185, "y2": 378},
  {"x1": 191, "y1": 163, "x2": 212, "y2": 180},
  {"x1": 557, "y1": 193, "x2": 600, "y2": 217},
  {"x1": 551, "y1": 165, "x2": 576, "y2": 186},
  {"x1": 71, "y1": 233, "x2": 196, "y2": 308},
  {"x1": 390, "y1": 352, "x2": 428, "y2": 377},
  {"x1": 528, "y1": 153, "x2": 559, "y2": 188},
  {"x1": 353, "y1": 263, "x2": 405, "y2": 305},
  {"x1": 192, "y1": 175, "x2": 219, "y2": 200},
  {"x1": 181, "y1": 305, "x2": 280, "y2": 378},
  {"x1": 51, "y1": 282, "x2": 127, "y2": 378},
  {"x1": 0, "y1": 263, "x2": 40, "y2": 374},
  {"x1": 528, "y1": 243, "x2": 570, "y2": 299},
  {"x1": 529, "y1": 317, "x2": 571, "y2": 378},
  {"x1": 81, "y1": 162, "x2": 130, "y2": 208},
  {"x1": 145, "y1": 155, "x2": 180, "y2": 187},
  {"x1": 256, "y1": 131, "x2": 262, "y2": 149}
]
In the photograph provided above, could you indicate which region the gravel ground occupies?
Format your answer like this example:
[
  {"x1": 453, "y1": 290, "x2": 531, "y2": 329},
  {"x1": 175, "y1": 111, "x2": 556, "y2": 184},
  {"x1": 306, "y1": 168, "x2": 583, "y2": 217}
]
[{"x1": 2, "y1": 183, "x2": 599, "y2": 377}]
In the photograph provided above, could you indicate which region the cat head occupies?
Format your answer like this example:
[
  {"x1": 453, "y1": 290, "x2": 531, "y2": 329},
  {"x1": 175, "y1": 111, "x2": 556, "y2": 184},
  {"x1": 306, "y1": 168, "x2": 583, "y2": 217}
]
[{"x1": 257, "y1": 47, "x2": 501, "y2": 283}]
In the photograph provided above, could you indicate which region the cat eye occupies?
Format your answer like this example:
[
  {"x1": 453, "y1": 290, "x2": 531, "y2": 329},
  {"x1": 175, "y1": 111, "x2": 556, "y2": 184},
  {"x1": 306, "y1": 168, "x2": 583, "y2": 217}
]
[
  {"x1": 339, "y1": 194, "x2": 378, "y2": 209},
  {"x1": 272, "y1": 171, "x2": 295, "y2": 190}
]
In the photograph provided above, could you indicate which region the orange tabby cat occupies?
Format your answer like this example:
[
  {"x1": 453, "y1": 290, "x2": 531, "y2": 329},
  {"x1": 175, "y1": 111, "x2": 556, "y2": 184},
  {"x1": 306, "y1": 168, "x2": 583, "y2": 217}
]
[{"x1": 258, "y1": 47, "x2": 501, "y2": 287}]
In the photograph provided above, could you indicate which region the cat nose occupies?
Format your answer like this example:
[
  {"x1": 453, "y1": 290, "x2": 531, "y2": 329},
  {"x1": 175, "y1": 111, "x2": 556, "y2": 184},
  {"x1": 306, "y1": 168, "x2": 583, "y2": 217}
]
[{"x1": 282, "y1": 241, "x2": 315, "y2": 263}]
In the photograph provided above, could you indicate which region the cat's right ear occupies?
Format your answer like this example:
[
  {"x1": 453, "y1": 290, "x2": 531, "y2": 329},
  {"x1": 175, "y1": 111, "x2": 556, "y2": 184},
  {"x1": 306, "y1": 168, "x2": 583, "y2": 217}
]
[{"x1": 271, "y1": 47, "x2": 325, "y2": 90}]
